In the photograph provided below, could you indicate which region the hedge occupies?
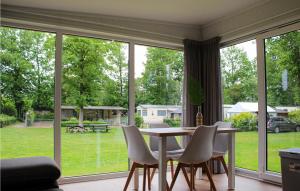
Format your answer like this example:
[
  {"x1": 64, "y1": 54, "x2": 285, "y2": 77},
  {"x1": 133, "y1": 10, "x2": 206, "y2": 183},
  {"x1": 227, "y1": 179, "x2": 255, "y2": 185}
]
[
  {"x1": 288, "y1": 109, "x2": 300, "y2": 124},
  {"x1": 61, "y1": 119, "x2": 107, "y2": 127},
  {"x1": 226, "y1": 112, "x2": 257, "y2": 131},
  {"x1": 0, "y1": 114, "x2": 17, "y2": 128},
  {"x1": 163, "y1": 118, "x2": 181, "y2": 127}
]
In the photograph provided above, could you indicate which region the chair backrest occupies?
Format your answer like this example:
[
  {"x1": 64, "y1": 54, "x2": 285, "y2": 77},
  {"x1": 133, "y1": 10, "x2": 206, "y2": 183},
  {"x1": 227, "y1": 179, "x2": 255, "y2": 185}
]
[
  {"x1": 122, "y1": 125, "x2": 157, "y2": 165},
  {"x1": 179, "y1": 125, "x2": 217, "y2": 164},
  {"x1": 213, "y1": 121, "x2": 232, "y2": 154},
  {"x1": 149, "y1": 123, "x2": 182, "y2": 151}
]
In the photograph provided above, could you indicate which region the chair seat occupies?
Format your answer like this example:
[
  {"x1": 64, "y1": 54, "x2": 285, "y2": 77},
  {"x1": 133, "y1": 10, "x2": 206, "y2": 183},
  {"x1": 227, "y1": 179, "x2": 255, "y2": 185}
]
[
  {"x1": 152, "y1": 149, "x2": 184, "y2": 160},
  {"x1": 212, "y1": 151, "x2": 226, "y2": 157}
]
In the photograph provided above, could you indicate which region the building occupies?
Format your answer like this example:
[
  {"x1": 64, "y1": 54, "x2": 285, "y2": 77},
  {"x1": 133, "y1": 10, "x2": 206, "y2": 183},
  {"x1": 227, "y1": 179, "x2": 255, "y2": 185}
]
[
  {"x1": 61, "y1": 105, "x2": 127, "y2": 125},
  {"x1": 227, "y1": 102, "x2": 276, "y2": 118},
  {"x1": 136, "y1": 105, "x2": 182, "y2": 124}
]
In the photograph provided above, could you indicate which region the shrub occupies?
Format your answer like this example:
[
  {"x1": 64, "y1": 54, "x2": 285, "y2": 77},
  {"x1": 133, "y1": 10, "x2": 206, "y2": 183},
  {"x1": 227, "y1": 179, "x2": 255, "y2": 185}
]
[
  {"x1": 288, "y1": 109, "x2": 300, "y2": 124},
  {"x1": 0, "y1": 98, "x2": 17, "y2": 116},
  {"x1": 135, "y1": 114, "x2": 144, "y2": 128},
  {"x1": 227, "y1": 112, "x2": 257, "y2": 131},
  {"x1": 163, "y1": 118, "x2": 181, "y2": 127},
  {"x1": 0, "y1": 114, "x2": 17, "y2": 128},
  {"x1": 35, "y1": 111, "x2": 54, "y2": 121},
  {"x1": 61, "y1": 119, "x2": 107, "y2": 127}
]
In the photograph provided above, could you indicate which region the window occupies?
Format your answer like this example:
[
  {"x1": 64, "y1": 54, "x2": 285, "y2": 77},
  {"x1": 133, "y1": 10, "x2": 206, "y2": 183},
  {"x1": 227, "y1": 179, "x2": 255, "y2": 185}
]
[
  {"x1": 134, "y1": 45, "x2": 183, "y2": 127},
  {"x1": 157, "y1": 110, "x2": 167, "y2": 116},
  {"x1": 61, "y1": 34, "x2": 129, "y2": 177},
  {"x1": 220, "y1": 39, "x2": 258, "y2": 171},
  {"x1": 142, "y1": 110, "x2": 148, "y2": 116},
  {"x1": 264, "y1": 30, "x2": 300, "y2": 173},
  {"x1": 0, "y1": 27, "x2": 55, "y2": 160}
]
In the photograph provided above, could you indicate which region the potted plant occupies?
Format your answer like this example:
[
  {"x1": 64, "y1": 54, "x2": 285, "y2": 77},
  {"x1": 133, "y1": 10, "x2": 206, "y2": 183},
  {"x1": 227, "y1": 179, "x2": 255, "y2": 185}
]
[{"x1": 188, "y1": 77, "x2": 205, "y2": 126}]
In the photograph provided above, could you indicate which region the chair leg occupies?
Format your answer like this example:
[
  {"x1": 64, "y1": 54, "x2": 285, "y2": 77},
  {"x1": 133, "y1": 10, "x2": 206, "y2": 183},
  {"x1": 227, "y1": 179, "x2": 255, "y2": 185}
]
[
  {"x1": 123, "y1": 162, "x2": 137, "y2": 191},
  {"x1": 148, "y1": 167, "x2": 151, "y2": 190},
  {"x1": 143, "y1": 165, "x2": 147, "y2": 191},
  {"x1": 170, "y1": 159, "x2": 174, "y2": 178},
  {"x1": 219, "y1": 156, "x2": 229, "y2": 176},
  {"x1": 190, "y1": 164, "x2": 194, "y2": 191},
  {"x1": 181, "y1": 166, "x2": 191, "y2": 188},
  {"x1": 170, "y1": 163, "x2": 181, "y2": 190},
  {"x1": 150, "y1": 168, "x2": 156, "y2": 183},
  {"x1": 204, "y1": 162, "x2": 217, "y2": 191}
]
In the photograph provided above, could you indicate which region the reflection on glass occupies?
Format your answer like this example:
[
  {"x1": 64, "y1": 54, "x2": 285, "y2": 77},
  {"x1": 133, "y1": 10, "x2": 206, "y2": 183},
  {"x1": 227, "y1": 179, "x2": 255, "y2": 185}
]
[
  {"x1": 220, "y1": 40, "x2": 258, "y2": 171},
  {"x1": 0, "y1": 27, "x2": 55, "y2": 159},
  {"x1": 61, "y1": 35, "x2": 129, "y2": 176},
  {"x1": 265, "y1": 30, "x2": 300, "y2": 173}
]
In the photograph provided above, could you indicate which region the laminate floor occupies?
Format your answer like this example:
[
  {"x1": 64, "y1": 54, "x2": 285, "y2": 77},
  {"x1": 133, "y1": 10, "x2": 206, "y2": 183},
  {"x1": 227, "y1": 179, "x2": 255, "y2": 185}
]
[{"x1": 60, "y1": 172, "x2": 281, "y2": 191}]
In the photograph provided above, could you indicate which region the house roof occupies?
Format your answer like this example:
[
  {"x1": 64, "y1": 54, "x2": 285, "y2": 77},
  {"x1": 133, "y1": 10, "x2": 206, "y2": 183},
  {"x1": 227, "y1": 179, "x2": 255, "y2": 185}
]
[
  {"x1": 61, "y1": 105, "x2": 127, "y2": 110},
  {"x1": 227, "y1": 102, "x2": 276, "y2": 113},
  {"x1": 136, "y1": 105, "x2": 181, "y2": 110}
]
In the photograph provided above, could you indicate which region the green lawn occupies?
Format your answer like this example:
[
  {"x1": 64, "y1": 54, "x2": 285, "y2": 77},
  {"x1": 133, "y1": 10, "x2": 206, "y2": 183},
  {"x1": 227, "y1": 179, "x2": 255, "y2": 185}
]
[{"x1": 1, "y1": 126, "x2": 299, "y2": 176}]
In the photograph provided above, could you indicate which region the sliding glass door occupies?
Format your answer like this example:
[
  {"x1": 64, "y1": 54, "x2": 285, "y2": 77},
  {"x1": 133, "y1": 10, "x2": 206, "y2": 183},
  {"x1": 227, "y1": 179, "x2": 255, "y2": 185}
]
[
  {"x1": 257, "y1": 23, "x2": 300, "y2": 182},
  {"x1": 0, "y1": 27, "x2": 55, "y2": 160},
  {"x1": 61, "y1": 34, "x2": 129, "y2": 177},
  {"x1": 220, "y1": 40, "x2": 258, "y2": 171}
]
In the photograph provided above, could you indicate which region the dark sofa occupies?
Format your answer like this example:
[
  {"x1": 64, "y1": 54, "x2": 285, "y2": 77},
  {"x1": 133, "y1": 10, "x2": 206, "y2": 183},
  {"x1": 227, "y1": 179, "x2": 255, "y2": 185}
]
[{"x1": 1, "y1": 156, "x2": 63, "y2": 191}]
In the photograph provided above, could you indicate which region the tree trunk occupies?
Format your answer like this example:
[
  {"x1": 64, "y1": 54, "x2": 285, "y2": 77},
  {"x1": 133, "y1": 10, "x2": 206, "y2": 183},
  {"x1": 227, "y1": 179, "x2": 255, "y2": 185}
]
[{"x1": 79, "y1": 107, "x2": 84, "y2": 127}]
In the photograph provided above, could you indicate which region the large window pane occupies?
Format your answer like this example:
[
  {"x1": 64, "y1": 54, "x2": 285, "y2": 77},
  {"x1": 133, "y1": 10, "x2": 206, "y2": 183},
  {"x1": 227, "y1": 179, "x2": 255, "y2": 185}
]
[
  {"x1": 221, "y1": 40, "x2": 258, "y2": 171},
  {"x1": 265, "y1": 30, "x2": 300, "y2": 173},
  {"x1": 61, "y1": 35, "x2": 129, "y2": 176},
  {"x1": 134, "y1": 45, "x2": 183, "y2": 127},
  {"x1": 0, "y1": 27, "x2": 55, "y2": 159}
]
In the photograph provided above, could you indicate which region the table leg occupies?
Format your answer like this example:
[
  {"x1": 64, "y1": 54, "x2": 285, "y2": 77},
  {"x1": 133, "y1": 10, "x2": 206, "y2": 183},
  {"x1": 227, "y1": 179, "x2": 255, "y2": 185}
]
[
  {"x1": 158, "y1": 137, "x2": 167, "y2": 191},
  {"x1": 228, "y1": 133, "x2": 235, "y2": 190}
]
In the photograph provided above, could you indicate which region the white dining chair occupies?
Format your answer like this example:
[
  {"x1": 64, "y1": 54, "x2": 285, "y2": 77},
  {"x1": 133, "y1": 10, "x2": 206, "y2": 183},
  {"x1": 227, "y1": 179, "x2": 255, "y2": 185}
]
[
  {"x1": 149, "y1": 123, "x2": 184, "y2": 180},
  {"x1": 211, "y1": 121, "x2": 232, "y2": 176},
  {"x1": 170, "y1": 125, "x2": 218, "y2": 191},
  {"x1": 122, "y1": 125, "x2": 170, "y2": 191}
]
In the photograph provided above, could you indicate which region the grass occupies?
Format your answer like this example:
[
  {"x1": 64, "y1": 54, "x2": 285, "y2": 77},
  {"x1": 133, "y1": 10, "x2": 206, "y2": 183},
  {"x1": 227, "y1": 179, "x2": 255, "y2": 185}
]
[{"x1": 1, "y1": 125, "x2": 299, "y2": 176}]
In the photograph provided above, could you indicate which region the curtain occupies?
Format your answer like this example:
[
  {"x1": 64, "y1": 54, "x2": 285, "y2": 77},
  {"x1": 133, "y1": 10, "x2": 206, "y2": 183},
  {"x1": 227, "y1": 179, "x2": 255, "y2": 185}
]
[{"x1": 182, "y1": 37, "x2": 222, "y2": 127}]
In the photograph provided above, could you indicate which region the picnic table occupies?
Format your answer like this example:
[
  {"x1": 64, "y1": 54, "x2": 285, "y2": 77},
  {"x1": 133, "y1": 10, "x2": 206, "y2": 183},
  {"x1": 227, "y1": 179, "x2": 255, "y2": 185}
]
[{"x1": 66, "y1": 123, "x2": 110, "y2": 133}]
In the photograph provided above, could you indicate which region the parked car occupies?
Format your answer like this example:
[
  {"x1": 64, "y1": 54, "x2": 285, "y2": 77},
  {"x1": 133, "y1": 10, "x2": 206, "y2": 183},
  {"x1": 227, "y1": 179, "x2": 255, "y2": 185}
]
[{"x1": 267, "y1": 117, "x2": 300, "y2": 133}]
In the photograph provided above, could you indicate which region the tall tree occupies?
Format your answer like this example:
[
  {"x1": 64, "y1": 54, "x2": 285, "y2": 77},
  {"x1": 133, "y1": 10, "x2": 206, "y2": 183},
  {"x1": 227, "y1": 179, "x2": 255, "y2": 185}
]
[
  {"x1": 265, "y1": 31, "x2": 300, "y2": 106},
  {"x1": 221, "y1": 46, "x2": 257, "y2": 104},
  {"x1": 136, "y1": 47, "x2": 183, "y2": 105}
]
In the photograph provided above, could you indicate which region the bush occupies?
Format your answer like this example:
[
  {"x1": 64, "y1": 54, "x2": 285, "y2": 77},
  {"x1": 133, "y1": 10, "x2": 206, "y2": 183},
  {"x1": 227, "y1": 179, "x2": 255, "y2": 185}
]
[
  {"x1": 61, "y1": 119, "x2": 107, "y2": 127},
  {"x1": 35, "y1": 111, "x2": 54, "y2": 121},
  {"x1": 135, "y1": 114, "x2": 144, "y2": 128},
  {"x1": 289, "y1": 109, "x2": 300, "y2": 124},
  {"x1": 227, "y1": 112, "x2": 257, "y2": 131},
  {"x1": 0, "y1": 114, "x2": 17, "y2": 128},
  {"x1": 0, "y1": 98, "x2": 17, "y2": 116},
  {"x1": 163, "y1": 118, "x2": 181, "y2": 127}
]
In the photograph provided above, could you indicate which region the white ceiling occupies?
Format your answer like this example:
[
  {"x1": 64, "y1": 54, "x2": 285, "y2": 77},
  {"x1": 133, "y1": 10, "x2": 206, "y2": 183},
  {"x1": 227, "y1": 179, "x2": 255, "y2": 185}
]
[{"x1": 2, "y1": 0, "x2": 269, "y2": 25}]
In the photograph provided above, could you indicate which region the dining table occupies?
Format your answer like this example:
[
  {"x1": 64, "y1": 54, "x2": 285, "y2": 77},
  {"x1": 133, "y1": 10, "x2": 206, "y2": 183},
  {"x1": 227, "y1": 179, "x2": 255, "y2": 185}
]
[{"x1": 138, "y1": 127, "x2": 238, "y2": 191}]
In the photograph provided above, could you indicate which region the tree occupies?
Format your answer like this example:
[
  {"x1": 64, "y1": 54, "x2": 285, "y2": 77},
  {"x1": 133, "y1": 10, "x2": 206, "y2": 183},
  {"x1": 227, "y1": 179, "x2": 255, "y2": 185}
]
[
  {"x1": 1, "y1": 28, "x2": 34, "y2": 119},
  {"x1": 1, "y1": 27, "x2": 55, "y2": 119},
  {"x1": 136, "y1": 47, "x2": 183, "y2": 106},
  {"x1": 265, "y1": 31, "x2": 300, "y2": 106},
  {"x1": 221, "y1": 46, "x2": 257, "y2": 104},
  {"x1": 62, "y1": 36, "x2": 109, "y2": 125}
]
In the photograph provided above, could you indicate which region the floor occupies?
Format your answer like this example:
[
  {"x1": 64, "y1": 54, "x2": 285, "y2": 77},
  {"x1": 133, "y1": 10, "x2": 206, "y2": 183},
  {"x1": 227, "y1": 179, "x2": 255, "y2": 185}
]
[{"x1": 60, "y1": 172, "x2": 281, "y2": 191}]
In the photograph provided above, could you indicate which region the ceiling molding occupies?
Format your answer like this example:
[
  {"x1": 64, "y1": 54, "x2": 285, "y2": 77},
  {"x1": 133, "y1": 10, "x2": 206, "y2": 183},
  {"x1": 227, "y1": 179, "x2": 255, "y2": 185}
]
[
  {"x1": 201, "y1": 0, "x2": 300, "y2": 42},
  {"x1": 1, "y1": 4, "x2": 202, "y2": 45}
]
